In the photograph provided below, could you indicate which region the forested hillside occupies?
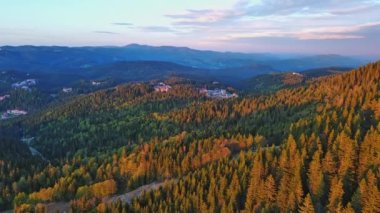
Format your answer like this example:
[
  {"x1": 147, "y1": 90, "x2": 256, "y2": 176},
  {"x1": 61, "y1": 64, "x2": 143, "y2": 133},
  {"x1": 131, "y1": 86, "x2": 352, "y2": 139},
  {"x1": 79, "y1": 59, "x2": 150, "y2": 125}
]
[
  {"x1": 245, "y1": 67, "x2": 350, "y2": 94},
  {"x1": 0, "y1": 61, "x2": 379, "y2": 212}
]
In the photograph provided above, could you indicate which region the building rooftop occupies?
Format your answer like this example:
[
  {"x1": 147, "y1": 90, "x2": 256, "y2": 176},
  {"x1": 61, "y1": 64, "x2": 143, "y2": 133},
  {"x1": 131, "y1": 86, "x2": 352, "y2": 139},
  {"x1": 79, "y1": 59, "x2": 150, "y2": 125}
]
[
  {"x1": 200, "y1": 88, "x2": 238, "y2": 99},
  {"x1": 154, "y1": 82, "x2": 171, "y2": 92}
]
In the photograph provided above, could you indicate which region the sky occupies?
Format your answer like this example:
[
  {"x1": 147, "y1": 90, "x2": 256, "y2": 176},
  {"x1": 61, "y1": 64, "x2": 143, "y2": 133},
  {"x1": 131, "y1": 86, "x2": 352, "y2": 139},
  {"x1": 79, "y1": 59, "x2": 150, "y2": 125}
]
[{"x1": 0, "y1": 0, "x2": 380, "y2": 56}]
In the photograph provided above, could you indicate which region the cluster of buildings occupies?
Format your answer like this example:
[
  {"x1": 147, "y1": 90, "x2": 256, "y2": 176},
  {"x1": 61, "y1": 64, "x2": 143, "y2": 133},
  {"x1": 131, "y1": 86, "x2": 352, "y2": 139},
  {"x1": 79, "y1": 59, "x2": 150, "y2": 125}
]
[
  {"x1": 154, "y1": 82, "x2": 172, "y2": 92},
  {"x1": 61, "y1": 80, "x2": 105, "y2": 94},
  {"x1": 200, "y1": 88, "x2": 238, "y2": 99},
  {"x1": 12, "y1": 79, "x2": 37, "y2": 90},
  {"x1": 0, "y1": 94, "x2": 10, "y2": 102},
  {"x1": 1, "y1": 109, "x2": 28, "y2": 120},
  {"x1": 1, "y1": 79, "x2": 34, "y2": 120},
  {"x1": 152, "y1": 82, "x2": 237, "y2": 99}
]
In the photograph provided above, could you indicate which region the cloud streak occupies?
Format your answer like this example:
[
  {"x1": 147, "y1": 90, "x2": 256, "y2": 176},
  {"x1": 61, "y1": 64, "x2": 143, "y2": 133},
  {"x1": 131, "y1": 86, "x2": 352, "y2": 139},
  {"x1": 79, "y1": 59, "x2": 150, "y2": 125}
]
[
  {"x1": 139, "y1": 26, "x2": 177, "y2": 33},
  {"x1": 112, "y1": 22, "x2": 133, "y2": 26},
  {"x1": 93, "y1": 31, "x2": 120, "y2": 35}
]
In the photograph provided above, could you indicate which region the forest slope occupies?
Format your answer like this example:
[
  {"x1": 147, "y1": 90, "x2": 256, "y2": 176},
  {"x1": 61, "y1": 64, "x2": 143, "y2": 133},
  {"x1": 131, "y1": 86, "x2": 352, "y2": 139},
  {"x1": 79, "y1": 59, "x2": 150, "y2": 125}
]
[{"x1": 1, "y1": 61, "x2": 379, "y2": 212}]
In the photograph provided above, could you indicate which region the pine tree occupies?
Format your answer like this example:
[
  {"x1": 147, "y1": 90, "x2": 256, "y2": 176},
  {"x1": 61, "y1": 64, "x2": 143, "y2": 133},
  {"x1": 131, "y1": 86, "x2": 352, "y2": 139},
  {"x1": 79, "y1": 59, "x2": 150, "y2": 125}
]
[
  {"x1": 327, "y1": 177, "x2": 344, "y2": 212},
  {"x1": 342, "y1": 202, "x2": 355, "y2": 213},
  {"x1": 299, "y1": 194, "x2": 315, "y2": 213},
  {"x1": 264, "y1": 175, "x2": 276, "y2": 204},
  {"x1": 361, "y1": 171, "x2": 380, "y2": 213},
  {"x1": 308, "y1": 151, "x2": 325, "y2": 201},
  {"x1": 322, "y1": 150, "x2": 337, "y2": 181},
  {"x1": 359, "y1": 128, "x2": 380, "y2": 179},
  {"x1": 244, "y1": 155, "x2": 264, "y2": 211}
]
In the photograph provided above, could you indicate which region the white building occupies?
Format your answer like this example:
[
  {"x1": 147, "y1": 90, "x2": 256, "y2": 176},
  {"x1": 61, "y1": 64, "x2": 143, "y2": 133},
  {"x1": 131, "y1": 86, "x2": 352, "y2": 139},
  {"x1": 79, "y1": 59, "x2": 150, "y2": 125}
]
[
  {"x1": 0, "y1": 95, "x2": 10, "y2": 101},
  {"x1": 12, "y1": 79, "x2": 37, "y2": 88},
  {"x1": 1, "y1": 109, "x2": 28, "y2": 120},
  {"x1": 199, "y1": 88, "x2": 208, "y2": 94},
  {"x1": 92, "y1": 81, "x2": 103, "y2": 86},
  {"x1": 62, "y1": 87, "x2": 73, "y2": 93},
  {"x1": 154, "y1": 82, "x2": 171, "y2": 92},
  {"x1": 200, "y1": 88, "x2": 238, "y2": 99},
  {"x1": 292, "y1": 72, "x2": 303, "y2": 76},
  {"x1": 7, "y1": 109, "x2": 28, "y2": 116}
]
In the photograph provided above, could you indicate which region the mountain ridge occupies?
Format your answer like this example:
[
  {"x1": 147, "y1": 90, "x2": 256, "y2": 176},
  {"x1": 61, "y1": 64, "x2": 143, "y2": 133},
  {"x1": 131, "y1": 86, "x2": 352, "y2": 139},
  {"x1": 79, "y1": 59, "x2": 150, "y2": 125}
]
[{"x1": 0, "y1": 44, "x2": 367, "y2": 72}]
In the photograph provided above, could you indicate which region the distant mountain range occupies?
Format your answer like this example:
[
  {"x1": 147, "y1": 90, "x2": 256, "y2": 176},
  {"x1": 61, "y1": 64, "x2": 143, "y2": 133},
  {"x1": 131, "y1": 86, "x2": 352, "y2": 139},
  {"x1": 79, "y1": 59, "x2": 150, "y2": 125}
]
[
  {"x1": 0, "y1": 44, "x2": 373, "y2": 91},
  {"x1": 0, "y1": 44, "x2": 368, "y2": 71}
]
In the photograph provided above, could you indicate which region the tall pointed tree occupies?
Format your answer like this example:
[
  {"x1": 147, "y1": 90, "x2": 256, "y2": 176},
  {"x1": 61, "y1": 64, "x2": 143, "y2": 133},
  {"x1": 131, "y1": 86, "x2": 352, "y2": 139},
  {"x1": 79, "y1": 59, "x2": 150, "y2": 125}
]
[
  {"x1": 308, "y1": 151, "x2": 325, "y2": 201},
  {"x1": 327, "y1": 176, "x2": 344, "y2": 212},
  {"x1": 299, "y1": 194, "x2": 315, "y2": 213},
  {"x1": 361, "y1": 171, "x2": 380, "y2": 213}
]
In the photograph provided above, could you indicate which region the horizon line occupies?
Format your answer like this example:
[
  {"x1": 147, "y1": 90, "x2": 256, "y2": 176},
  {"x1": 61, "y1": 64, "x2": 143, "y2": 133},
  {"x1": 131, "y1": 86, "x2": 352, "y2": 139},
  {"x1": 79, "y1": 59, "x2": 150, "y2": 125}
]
[{"x1": 1, "y1": 43, "x2": 379, "y2": 58}]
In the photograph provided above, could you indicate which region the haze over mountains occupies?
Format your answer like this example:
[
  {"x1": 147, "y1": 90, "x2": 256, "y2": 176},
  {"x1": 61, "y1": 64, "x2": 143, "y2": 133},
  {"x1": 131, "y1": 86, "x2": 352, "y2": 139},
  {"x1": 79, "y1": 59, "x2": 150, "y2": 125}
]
[
  {"x1": 0, "y1": 44, "x2": 367, "y2": 71},
  {"x1": 0, "y1": 44, "x2": 370, "y2": 91}
]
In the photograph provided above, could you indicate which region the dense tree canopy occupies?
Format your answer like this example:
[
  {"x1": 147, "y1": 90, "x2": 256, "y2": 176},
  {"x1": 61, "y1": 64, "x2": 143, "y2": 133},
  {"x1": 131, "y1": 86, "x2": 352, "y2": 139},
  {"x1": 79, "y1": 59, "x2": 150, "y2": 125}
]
[{"x1": 0, "y1": 62, "x2": 379, "y2": 212}]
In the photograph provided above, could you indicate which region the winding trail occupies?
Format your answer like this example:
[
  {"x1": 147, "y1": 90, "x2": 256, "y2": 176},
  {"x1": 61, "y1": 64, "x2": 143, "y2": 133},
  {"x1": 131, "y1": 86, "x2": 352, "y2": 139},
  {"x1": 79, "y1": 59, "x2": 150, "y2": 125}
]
[
  {"x1": 43, "y1": 179, "x2": 175, "y2": 213},
  {"x1": 21, "y1": 137, "x2": 48, "y2": 161},
  {"x1": 105, "y1": 180, "x2": 176, "y2": 205}
]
